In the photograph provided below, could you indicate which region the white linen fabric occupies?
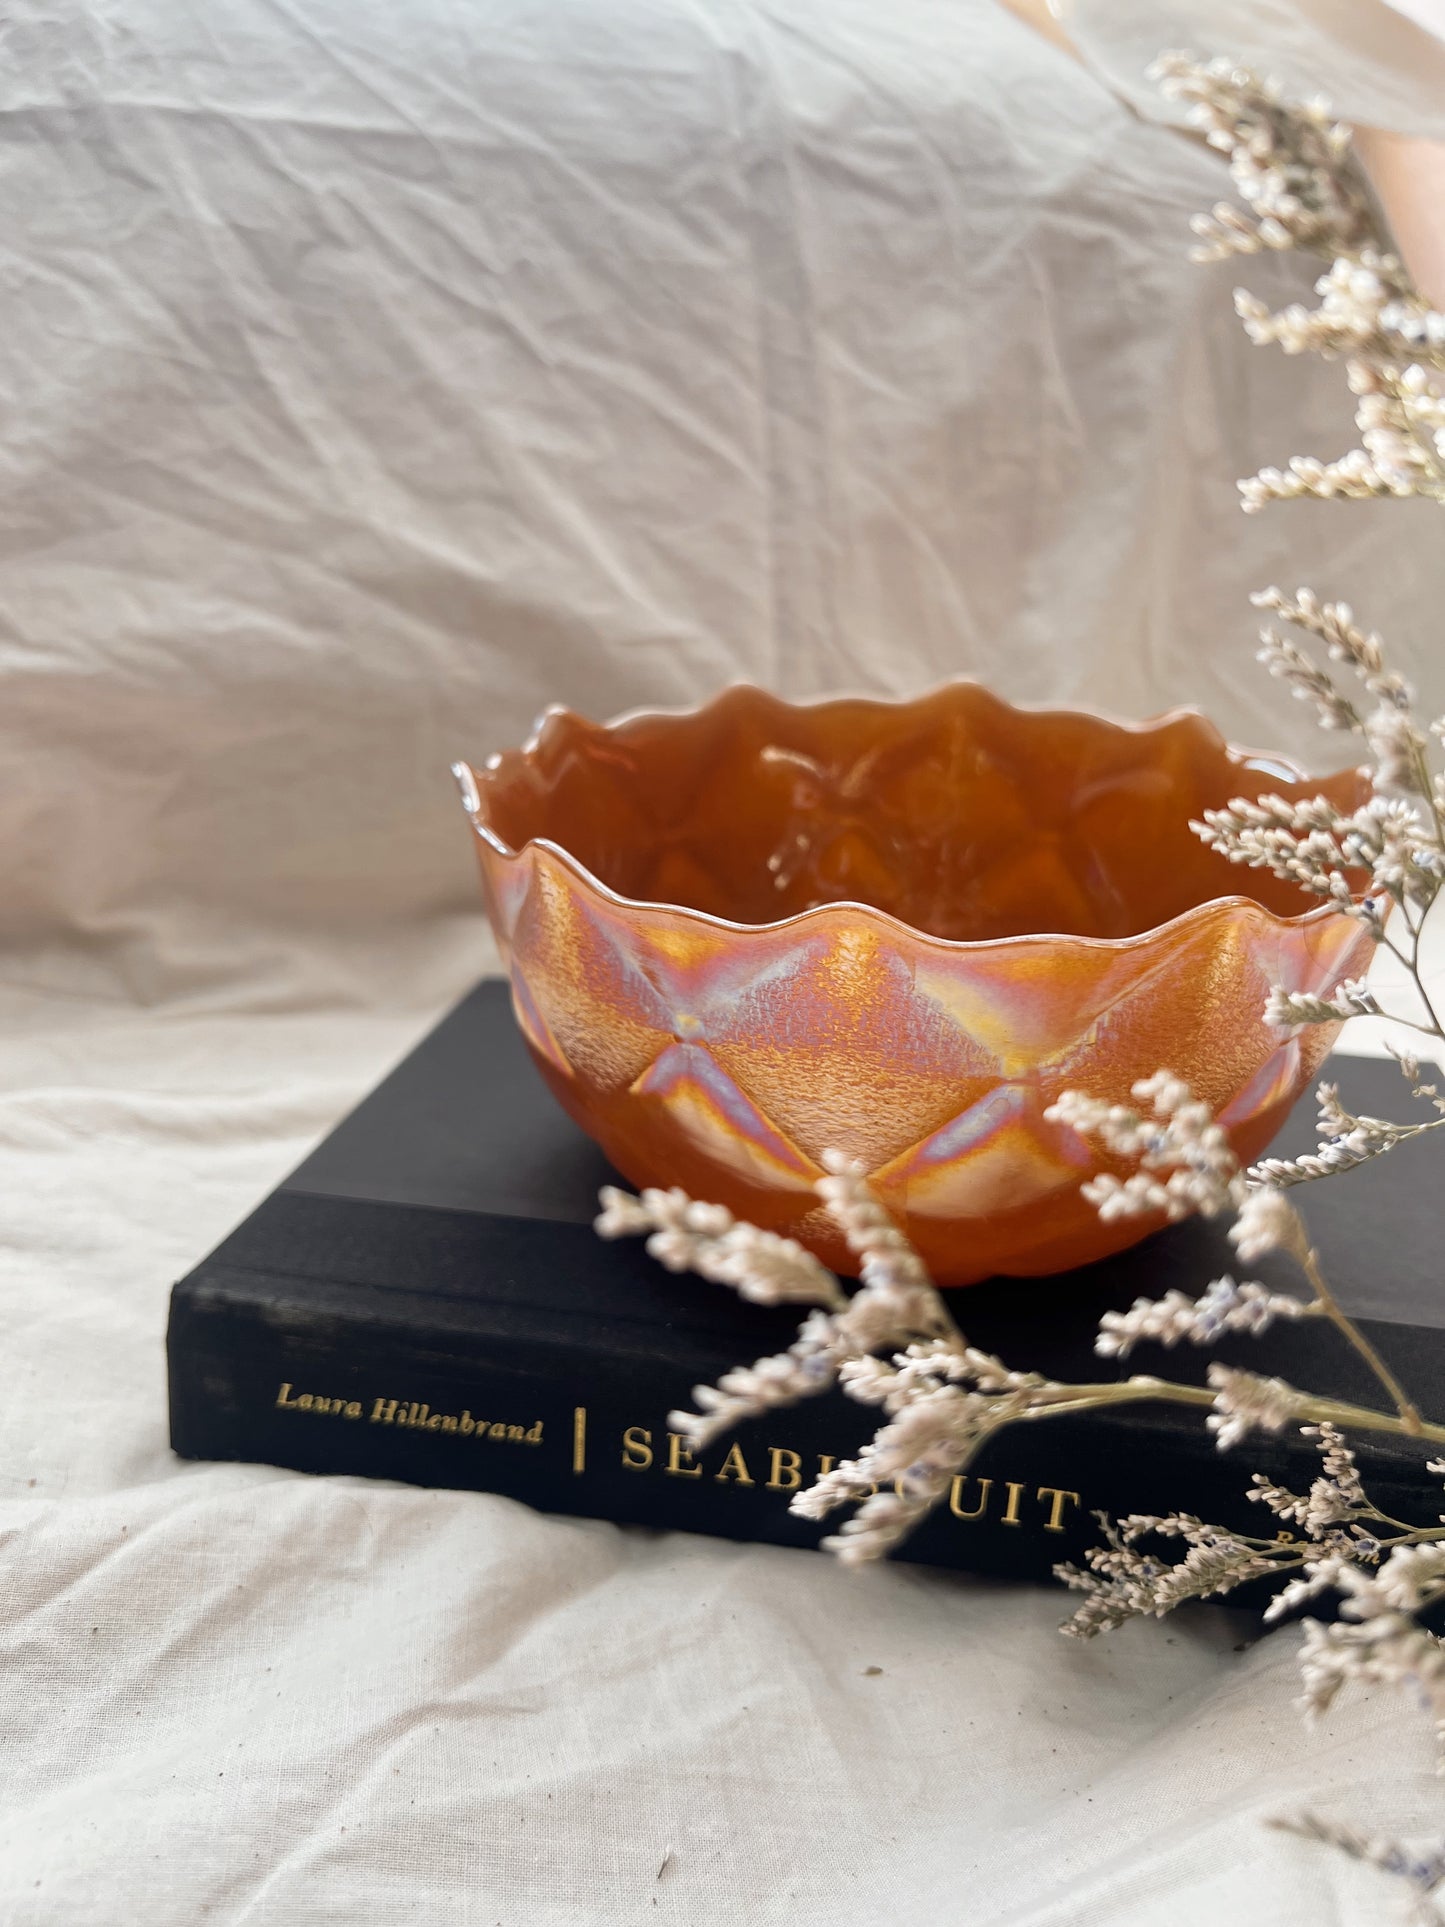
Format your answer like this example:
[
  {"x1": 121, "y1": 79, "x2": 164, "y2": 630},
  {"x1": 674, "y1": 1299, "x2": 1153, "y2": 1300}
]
[{"x1": 3, "y1": 1, "x2": 1444, "y2": 1921}]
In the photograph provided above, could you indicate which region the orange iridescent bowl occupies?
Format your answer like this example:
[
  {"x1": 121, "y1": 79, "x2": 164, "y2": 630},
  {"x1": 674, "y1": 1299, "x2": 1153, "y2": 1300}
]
[{"x1": 454, "y1": 683, "x2": 1371, "y2": 1287}]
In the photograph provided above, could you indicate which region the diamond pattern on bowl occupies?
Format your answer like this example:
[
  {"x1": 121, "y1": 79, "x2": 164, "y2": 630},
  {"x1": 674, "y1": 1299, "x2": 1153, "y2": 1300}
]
[{"x1": 630, "y1": 1042, "x2": 824, "y2": 1193}]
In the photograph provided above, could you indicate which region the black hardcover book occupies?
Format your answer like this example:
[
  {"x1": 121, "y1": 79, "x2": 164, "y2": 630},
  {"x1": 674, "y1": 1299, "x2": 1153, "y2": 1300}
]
[{"x1": 169, "y1": 981, "x2": 1445, "y2": 1587}]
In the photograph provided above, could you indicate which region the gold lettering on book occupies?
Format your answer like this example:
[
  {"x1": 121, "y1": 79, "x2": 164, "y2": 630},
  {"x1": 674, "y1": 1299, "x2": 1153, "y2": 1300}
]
[
  {"x1": 275, "y1": 1383, "x2": 362, "y2": 1420},
  {"x1": 367, "y1": 1395, "x2": 543, "y2": 1441},
  {"x1": 614, "y1": 1427, "x2": 1088, "y2": 1537},
  {"x1": 1036, "y1": 1487, "x2": 1080, "y2": 1533},
  {"x1": 714, "y1": 1441, "x2": 754, "y2": 1486},
  {"x1": 949, "y1": 1475, "x2": 991, "y2": 1520},
  {"x1": 268, "y1": 1389, "x2": 1083, "y2": 1540},
  {"x1": 274, "y1": 1391, "x2": 547, "y2": 1442}
]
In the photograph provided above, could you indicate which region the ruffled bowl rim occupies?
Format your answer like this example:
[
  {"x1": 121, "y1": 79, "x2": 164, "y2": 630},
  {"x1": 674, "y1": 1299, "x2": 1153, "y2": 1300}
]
[{"x1": 453, "y1": 680, "x2": 1365, "y2": 957}]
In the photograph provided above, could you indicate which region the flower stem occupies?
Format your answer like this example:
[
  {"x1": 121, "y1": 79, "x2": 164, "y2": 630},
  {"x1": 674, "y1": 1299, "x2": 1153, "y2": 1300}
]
[
  {"x1": 1407, "y1": 919, "x2": 1445, "y2": 1039},
  {"x1": 1298, "y1": 1246, "x2": 1423, "y2": 1432},
  {"x1": 1017, "y1": 1376, "x2": 1444, "y2": 1446}
]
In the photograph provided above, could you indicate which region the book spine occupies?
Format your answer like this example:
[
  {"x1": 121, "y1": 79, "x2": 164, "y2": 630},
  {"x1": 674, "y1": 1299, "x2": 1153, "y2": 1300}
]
[{"x1": 169, "y1": 1275, "x2": 1288, "y2": 1586}]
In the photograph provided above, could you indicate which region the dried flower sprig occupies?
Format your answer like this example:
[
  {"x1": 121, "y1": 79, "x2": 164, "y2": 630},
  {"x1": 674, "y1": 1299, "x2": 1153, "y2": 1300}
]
[
  {"x1": 1189, "y1": 582, "x2": 1445, "y2": 1096},
  {"x1": 1059, "y1": 1419, "x2": 1445, "y2": 1642},
  {"x1": 1150, "y1": 53, "x2": 1371, "y2": 262},
  {"x1": 591, "y1": 52, "x2": 1445, "y2": 1918},
  {"x1": 594, "y1": 1184, "x2": 846, "y2": 1310},
  {"x1": 1151, "y1": 51, "x2": 1445, "y2": 510},
  {"x1": 1067, "y1": 55, "x2": 1445, "y2": 1911},
  {"x1": 597, "y1": 1130, "x2": 1445, "y2": 1597},
  {"x1": 1093, "y1": 1275, "x2": 1312, "y2": 1359},
  {"x1": 1253, "y1": 1079, "x2": 1445, "y2": 1188},
  {"x1": 598, "y1": 1145, "x2": 1445, "y2": 1760}
]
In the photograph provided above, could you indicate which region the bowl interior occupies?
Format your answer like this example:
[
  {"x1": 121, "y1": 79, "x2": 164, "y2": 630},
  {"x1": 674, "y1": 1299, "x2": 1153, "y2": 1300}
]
[{"x1": 474, "y1": 685, "x2": 1367, "y2": 943}]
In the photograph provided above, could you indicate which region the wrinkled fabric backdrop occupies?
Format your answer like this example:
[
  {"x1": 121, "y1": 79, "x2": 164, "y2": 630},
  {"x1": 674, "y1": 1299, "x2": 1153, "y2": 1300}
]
[{"x1": 3, "y1": 0, "x2": 1444, "y2": 1921}]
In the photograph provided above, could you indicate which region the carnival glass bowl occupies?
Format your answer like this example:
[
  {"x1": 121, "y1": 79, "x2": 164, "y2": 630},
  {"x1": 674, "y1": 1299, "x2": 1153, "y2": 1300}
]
[{"x1": 454, "y1": 684, "x2": 1371, "y2": 1287}]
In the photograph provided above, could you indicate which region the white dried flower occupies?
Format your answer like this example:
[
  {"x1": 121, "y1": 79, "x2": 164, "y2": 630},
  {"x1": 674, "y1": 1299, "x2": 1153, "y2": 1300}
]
[
  {"x1": 1079, "y1": 1170, "x2": 1180, "y2": 1222},
  {"x1": 667, "y1": 1308, "x2": 847, "y2": 1451},
  {"x1": 1252, "y1": 1141, "x2": 1371, "y2": 1186},
  {"x1": 1193, "y1": 792, "x2": 1353, "y2": 902},
  {"x1": 1207, "y1": 1363, "x2": 1305, "y2": 1450},
  {"x1": 1366, "y1": 703, "x2": 1433, "y2": 799},
  {"x1": 1230, "y1": 1187, "x2": 1310, "y2": 1263},
  {"x1": 1058, "y1": 1511, "x2": 1283, "y2": 1635},
  {"x1": 1389, "y1": 1045, "x2": 1445, "y2": 1116},
  {"x1": 1255, "y1": 1082, "x2": 1445, "y2": 1187},
  {"x1": 592, "y1": 1188, "x2": 660, "y2": 1239},
  {"x1": 1265, "y1": 980, "x2": 1379, "y2": 1027},
  {"x1": 840, "y1": 1340, "x2": 1040, "y2": 1406},
  {"x1": 1196, "y1": 770, "x2": 1441, "y2": 923},
  {"x1": 1304, "y1": 1421, "x2": 1368, "y2": 1508},
  {"x1": 1151, "y1": 52, "x2": 1374, "y2": 264},
  {"x1": 816, "y1": 1150, "x2": 932, "y2": 1290},
  {"x1": 595, "y1": 1185, "x2": 846, "y2": 1309},
  {"x1": 1251, "y1": 586, "x2": 1406, "y2": 700},
  {"x1": 800, "y1": 1384, "x2": 1032, "y2": 1564},
  {"x1": 1156, "y1": 52, "x2": 1445, "y2": 513},
  {"x1": 613, "y1": 1156, "x2": 970, "y2": 1454},
  {"x1": 1257, "y1": 626, "x2": 1360, "y2": 730},
  {"x1": 1265, "y1": 1561, "x2": 1353, "y2": 1626},
  {"x1": 1250, "y1": 1426, "x2": 1371, "y2": 1541},
  {"x1": 1049, "y1": 1073, "x2": 1242, "y2": 1221},
  {"x1": 1298, "y1": 1545, "x2": 1445, "y2": 1721},
  {"x1": 812, "y1": 1152, "x2": 968, "y2": 1347},
  {"x1": 1096, "y1": 1274, "x2": 1312, "y2": 1359}
]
